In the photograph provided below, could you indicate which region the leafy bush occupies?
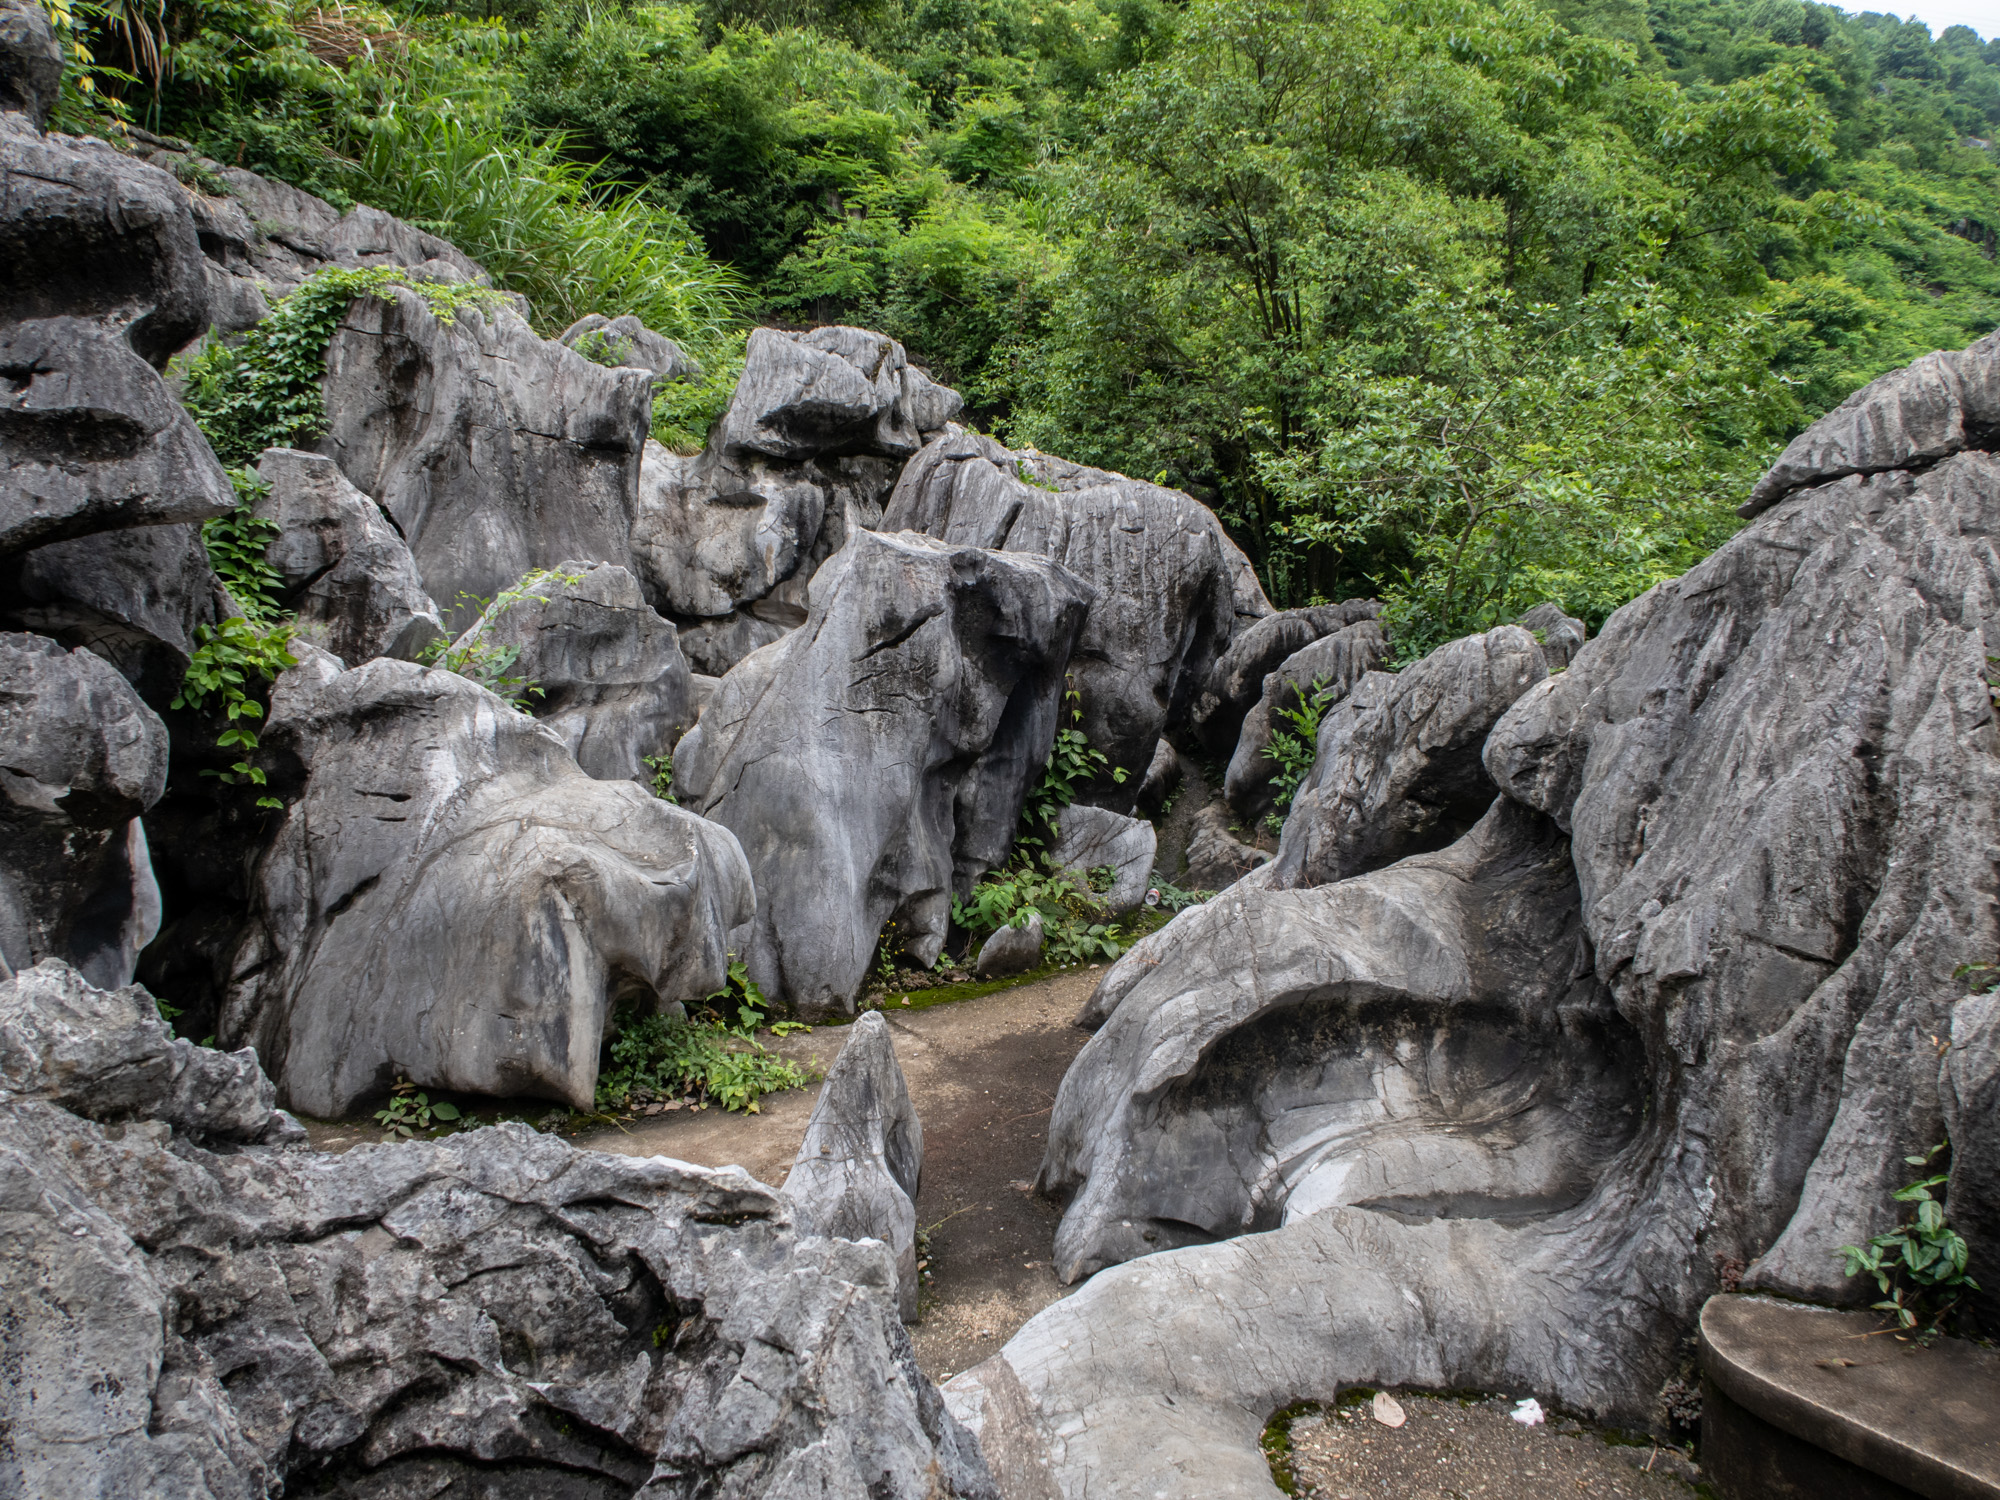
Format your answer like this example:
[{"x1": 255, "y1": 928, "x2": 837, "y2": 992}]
[
  {"x1": 595, "y1": 1010, "x2": 809, "y2": 1113},
  {"x1": 1019, "y1": 677, "x2": 1125, "y2": 848},
  {"x1": 952, "y1": 857, "x2": 1124, "y2": 967},
  {"x1": 1839, "y1": 1143, "x2": 1979, "y2": 1338},
  {"x1": 375, "y1": 1077, "x2": 463, "y2": 1137},
  {"x1": 1262, "y1": 675, "x2": 1334, "y2": 826}
]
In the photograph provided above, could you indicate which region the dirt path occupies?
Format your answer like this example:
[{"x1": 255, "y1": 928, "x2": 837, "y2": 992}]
[{"x1": 572, "y1": 968, "x2": 1099, "y2": 1381}]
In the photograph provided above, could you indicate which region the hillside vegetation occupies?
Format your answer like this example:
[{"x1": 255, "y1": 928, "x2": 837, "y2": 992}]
[{"x1": 54, "y1": 0, "x2": 2000, "y2": 643}]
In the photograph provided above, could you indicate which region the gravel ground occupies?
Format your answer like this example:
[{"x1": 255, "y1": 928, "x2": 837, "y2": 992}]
[{"x1": 1280, "y1": 1392, "x2": 1701, "y2": 1499}]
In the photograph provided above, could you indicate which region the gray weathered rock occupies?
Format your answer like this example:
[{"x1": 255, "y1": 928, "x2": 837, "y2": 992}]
[
  {"x1": 1182, "y1": 802, "x2": 1269, "y2": 892},
  {"x1": 1192, "y1": 600, "x2": 1380, "y2": 756},
  {"x1": 784, "y1": 1011, "x2": 925, "y2": 1318},
  {"x1": 1742, "y1": 328, "x2": 2000, "y2": 517},
  {"x1": 561, "y1": 312, "x2": 698, "y2": 380},
  {"x1": 1222, "y1": 617, "x2": 1389, "y2": 829},
  {"x1": 1, "y1": 117, "x2": 234, "y2": 555},
  {"x1": 1133, "y1": 736, "x2": 1182, "y2": 818},
  {"x1": 253, "y1": 446, "x2": 444, "y2": 665},
  {"x1": 0, "y1": 519, "x2": 224, "y2": 703},
  {"x1": 316, "y1": 286, "x2": 653, "y2": 624},
  {"x1": 0, "y1": 959, "x2": 997, "y2": 1500},
  {"x1": 1261, "y1": 624, "x2": 1546, "y2": 890},
  {"x1": 1513, "y1": 601, "x2": 1587, "y2": 671},
  {"x1": 449, "y1": 559, "x2": 691, "y2": 783},
  {"x1": 717, "y1": 326, "x2": 961, "y2": 462},
  {"x1": 976, "y1": 913, "x2": 1045, "y2": 979},
  {"x1": 676, "y1": 608, "x2": 790, "y2": 677},
  {"x1": 219, "y1": 653, "x2": 754, "y2": 1116},
  {"x1": 1049, "y1": 805, "x2": 1157, "y2": 915},
  {"x1": 674, "y1": 529, "x2": 1092, "y2": 1018},
  {"x1": 632, "y1": 437, "x2": 898, "y2": 621},
  {"x1": 0, "y1": 0, "x2": 61, "y2": 126},
  {"x1": 883, "y1": 430, "x2": 1245, "y2": 800},
  {"x1": 0, "y1": 634, "x2": 167, "y2": 989},
  {"x1": 945, "y1": 338, "x2": 2000, "y2": 1498}
]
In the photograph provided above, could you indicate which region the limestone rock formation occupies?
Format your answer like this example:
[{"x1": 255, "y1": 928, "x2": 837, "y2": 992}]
[
  {"x1": 253, "y1": 447, "x2": 444, "y2": 665},
  {"x1": 449, "y1": 559, "x2": 692, "y2": 783},
  {"x1": 677, "y1": 607, "x2": 790, "y2": 677},
  {"x1": 977, "y1": 913, "x2": 1045, "y2": 978},
  {"x1": 0, "y1": 959, "x2": 996, "y2": 1500},
  {"x1": 674, "y1": 529, "x2": 1092, "y2": 1018},
  {"x1": 1261, "y1": 624, "x2": 1546, "y2": 889},
  {"x1": 561, "y1": 311, "x2": 698, "y2": 380},
  {"x1": 220, "y1": 653, "x2": 754, "y2": 1117},
  {"x1": 1049, "y1": 804, "x2": 1157, "y2": 915},
  {"x1": 1192, "y1": 600, "x2": 1380, "y2": 757},
  {"x1": 717, "y1": 325, "x2": 961, "y2": 462},
  {"x1": 0, "y1": 520, "x2": 224, "y2": 704},
  {"x1": 1222, "y1": 616, "x2": 1388, "y2": 828},
  {"x1": 0, "y1": 634, "x2": 167, "y2": 988},
  {"x1": 947, "y1": 332, "x2": 2000, "y2": 1498},
  {"x1": 316, "y1": 285, "x2": 654, "y2": 623},
  {"x1": 784, "y1": 1011, "x2": 926, "y2": 1318},
  {"x1": 883, "y1": 430, "x2": 1256, "y2": 799},
  {"x1": 1, "y1": 115, "x2": 235, "y2": 554}
]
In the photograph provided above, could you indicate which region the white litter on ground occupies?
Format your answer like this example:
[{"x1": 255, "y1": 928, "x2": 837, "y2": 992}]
[{"x1": 1510, "y1": 1397, "x2": 1545, "y2": 1426}]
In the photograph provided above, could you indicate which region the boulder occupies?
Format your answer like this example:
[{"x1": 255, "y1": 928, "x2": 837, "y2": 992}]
[
  {"x1": 783, "y1": 1011, "x2": 925, "y2": 1318},
  {"x1": 253, "y1": 447, "x2": 444, "y2": 665},
  {"x1": 1049, "y1": 804, "x2": 1157, "y2": 915},
  {"x1": 0, "y1": 633, "x2": 167, "y2": 989},
  {"x1": 1132, "y1": 736, "x2": 1182, "y2": 818},
  {"x1": 976, "y1": 913, "x2": 1045, "y2": 979},
  {"x1": 0, "y1": 520, "x2": 224, "y2": 704},
  {"x1": 945, "y1": 336, "x2": 2000, "y2": 1496},
  {"x1": 1192, "y1": 599, "x2": 1380, "y2": 756},
  {"x1": 447, "y1": 559, "x2": 691, "y2": 783},
  {"x1": 315, "y1": 285, "x2": 653, "y2": 624},
  {"x1": 219, "y1": 653, "x2": 754, "y2": 1117},
  {"x1": 560, "y1": 311, "x2": 698, "y2": 380},
  {"x1": 1514, "y1": 600, "x2": 1587, "y2": 671},
  {"x1": 716, "y1": 325, "x2": 961, "y2": 462},
  {"x1": 1260, "y1": 624, "x2": 1547, "y2": 889},
  {"x1": 883, "y1": 430, "x2": 1246, "y2": 801},
  {"x1": 0, "y1": 959, "x2": 997, "y2": 1500},
  {"x1": 1181, "y1": 802, "x2": 1269, "y2": 892},
  {"x1": 0, "y1": 0, "x2": 62, "y2": 127},
  {"x1": 1222, "y1": 617, "x2": 1389, "y2": 828},
  {"x1": 674, "y1": 529, "x2": 1092, "y2": 1018}
]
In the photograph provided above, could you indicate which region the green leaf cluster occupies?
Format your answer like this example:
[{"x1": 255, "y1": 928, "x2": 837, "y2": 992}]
[
  {"x1": 1838, "y1": 1143, "x2": 1978, "y2": 1338},
  {"x1": 594, "y1": 1010, "x2": 810, "y2": 1113},
  {"x1": 1261, "y1": 675, "x2": 1334, "y2": 826},
  {"x1": 375, "y1": 1076, "x2": 464, "y2": 1137}
]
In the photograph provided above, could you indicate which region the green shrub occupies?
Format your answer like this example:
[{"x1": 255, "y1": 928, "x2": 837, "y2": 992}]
[
  {"x1": 1839, "y1": 1143, "x2": 1978, "y2": 1338},
  {"x1": 1262, "y1": 676, "x2": 1334, "y2": 829},
  {"x1": 595, "y1": 1011, "x2": 809, "y2": 1113}
]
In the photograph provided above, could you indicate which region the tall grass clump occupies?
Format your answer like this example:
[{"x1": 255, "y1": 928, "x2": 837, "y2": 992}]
[{"x1": 348, "y1": 93, "x2": 745, "y2": 344}]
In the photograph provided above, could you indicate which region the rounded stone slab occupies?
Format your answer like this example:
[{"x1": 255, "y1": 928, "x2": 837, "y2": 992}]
[{"x1": 1698, "y1": 1295, "x2": 2000, "y2": 1500}]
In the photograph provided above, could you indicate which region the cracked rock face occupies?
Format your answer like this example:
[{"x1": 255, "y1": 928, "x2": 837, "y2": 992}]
[
  {"x1": 948, "y1": 332, "x2": 2000, "y2": 1498},
  {"x1": 883, "y1": 430, "x2": 1257, "y2": 802},
  {"x1": 316, "y1": 286, "x2": 654, "y2": 626},
  {"x1": 0, "y1": 959, "x2": 997, "y2": 1500},
  {"x1": 254, "y1": 446, "x2": 445, "y2": 666},
  {"x1": 450, "y1": 559, "x2": 692, "y2": 784},
  {"x1": 784, "y1": 1011, "x2": 926, "y2": 1318},
  {"x1": 220, "y1": 653, "x2": 753, "y2": 1117},
  {"x1": 0, "y1": 633, "x2": 167, "y2": 988},
  {"x1": 674, "y1": 529, "x2": 1091, "y2": 1019}
]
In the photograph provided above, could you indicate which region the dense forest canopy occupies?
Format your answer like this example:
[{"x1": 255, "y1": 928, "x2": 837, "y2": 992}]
[{"x1": 51, "y1": 0, "x2": 2000, "y2": 643}]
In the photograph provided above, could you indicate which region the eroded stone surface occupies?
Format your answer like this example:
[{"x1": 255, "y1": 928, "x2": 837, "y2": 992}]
[
  {"x1": 1049, "y1": 804, "x2": 1157, "y2": 915},
  {"x1": 1222, "y1": 617, "x2": 1388, "y2": 829},
  {"x1": 0, "y1": 959, "x2": 996, "y2": 1500}
]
